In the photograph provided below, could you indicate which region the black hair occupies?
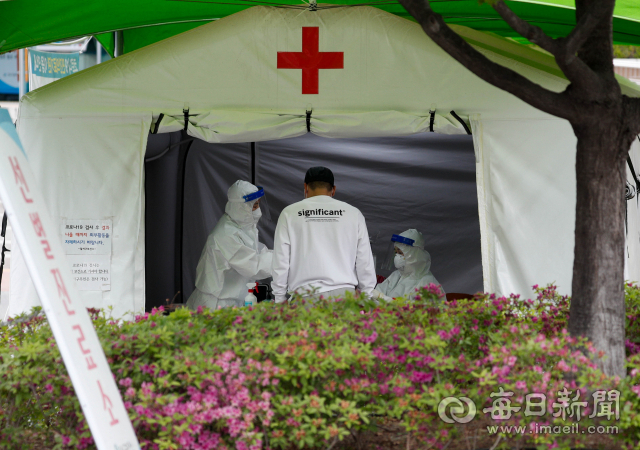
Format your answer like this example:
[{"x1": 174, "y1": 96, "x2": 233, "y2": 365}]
[{"x1": 307, "y1": 181, "x2": 333, "y2": 192}]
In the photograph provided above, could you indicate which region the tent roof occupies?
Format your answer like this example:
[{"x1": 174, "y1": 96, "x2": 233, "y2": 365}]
[
  {"x1": 19, "y1": 5, "x2": 640, "y2": 126},
  {"x1": 1, "y1": 0, "x2": 639, "y2": 57}
]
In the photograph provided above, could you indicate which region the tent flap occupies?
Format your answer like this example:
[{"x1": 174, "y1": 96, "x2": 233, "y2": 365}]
[
  {"x1": 473, "y1": 116, "x2": 578, "y2": 296},
  {"x1": 155, "y1": 110, "x2": 472, "y2": 142},
  {"x1": 186, "y1": 111, "x2": 307, "y2": 143},
  {"x1": 311, "y1": 111, "x2": 470, "y2": 139}
]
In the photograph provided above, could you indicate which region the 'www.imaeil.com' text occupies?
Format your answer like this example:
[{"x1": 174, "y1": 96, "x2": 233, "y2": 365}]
[{"x1": 487, "y1": 423, "x2": 619, "y2": 435}]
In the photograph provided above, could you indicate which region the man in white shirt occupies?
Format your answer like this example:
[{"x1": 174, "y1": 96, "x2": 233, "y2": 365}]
[{"x1": 272, "y1": 166, "x2": 377, "y2": 303}]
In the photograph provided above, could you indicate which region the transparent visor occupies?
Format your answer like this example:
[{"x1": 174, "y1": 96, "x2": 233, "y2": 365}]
[
  {"x1": 243, "y1": 186, "x2": 271, "y2": 223},
  {"x1": 381, "y1": 234, "x2": 415, "y2": 270}
]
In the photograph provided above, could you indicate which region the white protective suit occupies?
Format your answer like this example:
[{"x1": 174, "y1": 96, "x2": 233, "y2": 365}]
[
  {"x1": 186, "y1": 180, "x2": 273, "y2": 310},
  {"x1": 377, "y1": 229, "x2": 445, "y2": 299}
]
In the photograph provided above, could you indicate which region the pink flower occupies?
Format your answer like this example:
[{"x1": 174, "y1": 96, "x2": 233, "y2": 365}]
[
  {"x1": 410, "y1": 371, "x2": 434, "y2": 383},
  {"x1": 44, "y1": 384, "x2": 53, "y2": 393},
  {"x1": 437, "y1": 330, "x2": 451, "y2": 340}
]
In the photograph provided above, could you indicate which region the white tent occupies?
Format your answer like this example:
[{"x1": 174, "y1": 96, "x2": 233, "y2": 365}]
[{"x1": 10, "y1": 5, "x2": 640, "y2": 318}]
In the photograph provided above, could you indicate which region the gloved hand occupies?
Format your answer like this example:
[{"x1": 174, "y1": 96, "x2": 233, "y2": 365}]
[{"x1": 370, "y1": 288, "x2": 393, "y2": 303}]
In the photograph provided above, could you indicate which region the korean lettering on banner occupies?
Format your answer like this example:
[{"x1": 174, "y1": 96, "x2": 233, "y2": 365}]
[
  {"x1": 61, "y1": 219, "x2": 112, "y2": 291},
  {"x1": 29, "y1": 49, "x2": 80, "y2": 78},
  {"x1": 0, "y1": 109, "x2": 139, "y2": 450}
]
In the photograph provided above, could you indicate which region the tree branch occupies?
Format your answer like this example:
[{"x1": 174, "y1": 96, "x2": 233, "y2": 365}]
[
  {"x1": 398, "y1": 0, "x2": 573, "y2": 120},
  {"x1": 491, "y1": 1, "x2": 557, "y2": 54},
  {"x1": 562, "y1": 6, "x2": 605, "y2": 56},
  {"x1": 491, "y1": 0, "x2": 601, "y2": 88}
]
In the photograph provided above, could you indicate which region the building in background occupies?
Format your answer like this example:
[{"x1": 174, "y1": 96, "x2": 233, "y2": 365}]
[
  {"x1": 614, "y1": 59, "x2": 640, "y2": 85},
  {"x1": 0, "y1": 51, "x2": 19, "y2": 100}
]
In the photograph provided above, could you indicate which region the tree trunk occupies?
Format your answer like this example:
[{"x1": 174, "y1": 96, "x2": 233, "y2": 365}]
[
  {"x1": 395, "y1": 0, "x2": 640, "y2": 377},
  {"x1": 569, "y1": 120, "x2": 628, "y2": 377}
]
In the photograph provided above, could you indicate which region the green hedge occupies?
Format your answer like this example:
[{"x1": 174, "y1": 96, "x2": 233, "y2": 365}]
[{"x1": 2, "y1": 284, "x2": 640, "y2": 450}]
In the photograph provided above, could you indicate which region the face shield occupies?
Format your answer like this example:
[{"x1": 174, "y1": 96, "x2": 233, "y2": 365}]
[
  {"x1": 381, "y1": 234, "x2": 416, "y2": 270},
  {"x1": 242, "y1": 185, "x2": 271, "y2": 223}
]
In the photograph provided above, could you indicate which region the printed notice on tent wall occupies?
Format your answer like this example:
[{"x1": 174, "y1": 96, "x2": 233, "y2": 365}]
[{"x1": 61, "y1": 219, "x2": 112, "y2": 291}]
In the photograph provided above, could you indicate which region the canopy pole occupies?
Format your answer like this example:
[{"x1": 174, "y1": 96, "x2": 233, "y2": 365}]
[
  {"x1": 18, "y1": 48, "x2": 25, "y2": 99},
  {"x1": 114, "y1": 31, "x2": 123, "y2": 57},
  {"x1": 251, "y1": 142, "x2": 256, "y2": 185},
  {"x1": 96, "y1": 38, "x2": 102, "y2": 64}
]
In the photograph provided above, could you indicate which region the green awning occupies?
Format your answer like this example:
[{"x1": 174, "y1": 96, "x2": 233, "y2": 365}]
[{"x1": 1, "y1": 0, "x2": 639, "y2": 57}]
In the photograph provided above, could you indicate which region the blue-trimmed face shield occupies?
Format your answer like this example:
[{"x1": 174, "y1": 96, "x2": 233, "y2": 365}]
[
  {"x1": 382, "y1": 234, "x2": 416, "y2": 270},
  {"x1": 242, "y1": 185, "x2": 271, "y2": 223}
]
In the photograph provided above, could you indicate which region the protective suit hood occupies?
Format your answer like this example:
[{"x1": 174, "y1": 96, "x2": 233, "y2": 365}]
[
  {"x1": 225, "y1": 180, "x2": 261, "y2": 228},
  {"x1": 395, "y1": 229, "x2": 430, "y2": 277},
  {"x1": 377, "y1": 229, "x2": 443, "y2": 298}
]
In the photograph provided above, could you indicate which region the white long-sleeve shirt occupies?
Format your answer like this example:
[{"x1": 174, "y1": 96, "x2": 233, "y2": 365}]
[{"x1": 271, "y1": 195, "x2": 377, "y2": 302}]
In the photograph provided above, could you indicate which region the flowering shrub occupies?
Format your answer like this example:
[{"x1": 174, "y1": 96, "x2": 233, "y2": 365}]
[{"x1": 1, "y1": 284, "x2": 640, "y2": 449}]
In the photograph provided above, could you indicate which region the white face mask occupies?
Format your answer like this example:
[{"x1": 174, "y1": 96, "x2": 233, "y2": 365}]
[
  {"x1": 394, "y1": 254, "x2": 406, "y2": 270},
  {"x1": 252, "y1": 207, "x2": 262, "y2": 223}
]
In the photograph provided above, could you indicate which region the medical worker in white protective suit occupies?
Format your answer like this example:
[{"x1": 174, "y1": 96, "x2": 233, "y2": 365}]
[
  {"x1": 377, "y1": 229, "x2": 445, "y2": 298},
  {"x1": 186, "y1": 180, "x2": 273, "y2": 310}
]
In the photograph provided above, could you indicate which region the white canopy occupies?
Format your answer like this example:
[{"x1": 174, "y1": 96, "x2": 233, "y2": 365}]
[{"x1": 10, "y1": 5, "x2": 640, "y2": 318}]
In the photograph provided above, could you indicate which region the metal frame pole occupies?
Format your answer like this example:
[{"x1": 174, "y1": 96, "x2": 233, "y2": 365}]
[
  {"x1": 96, "y1": 38, "x2": 102, "y2": 64},
  {"x1": 114, "y1": 31, "x2": 123, "y2": 57},
  {"x1": 18, "y1": 48, "x2": 25, "y2": 99}
]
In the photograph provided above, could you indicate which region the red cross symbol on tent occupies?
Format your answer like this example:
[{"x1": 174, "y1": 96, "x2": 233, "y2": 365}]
[{"x1": 277, "y1": 27, "x2": 344, "y2": 94}]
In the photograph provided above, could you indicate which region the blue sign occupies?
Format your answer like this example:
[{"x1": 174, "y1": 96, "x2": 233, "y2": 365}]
[{"x1": 30, "y1": 50, "x2": 80, "y2": 78}]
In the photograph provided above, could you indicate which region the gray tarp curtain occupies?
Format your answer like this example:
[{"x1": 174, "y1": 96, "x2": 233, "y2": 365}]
[{"x1": 146, "y1": 132, "x2": 482, "y2": 307}]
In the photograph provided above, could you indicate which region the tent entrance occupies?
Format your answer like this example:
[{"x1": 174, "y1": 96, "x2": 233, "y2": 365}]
[{"x1": 144, "y1": 132, "x2": 482, "y2": 311}]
